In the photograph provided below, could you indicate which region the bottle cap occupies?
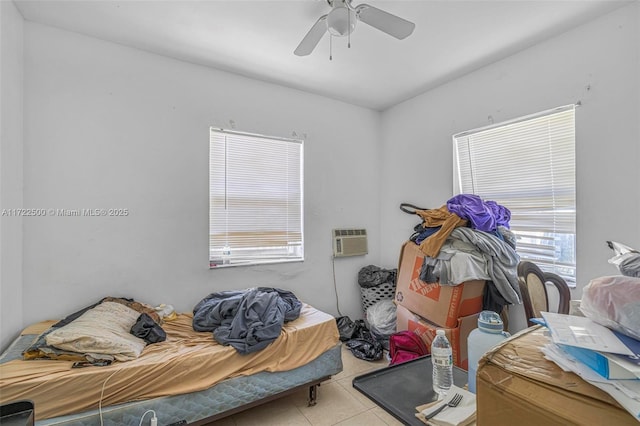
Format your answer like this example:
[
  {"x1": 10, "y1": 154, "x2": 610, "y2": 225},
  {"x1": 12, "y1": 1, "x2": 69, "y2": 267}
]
[
  {"x1": 436, "y1": 329, "x2": 445, "y2": 336},
  {"x1": 478, "y1": 310, "x2": 504, "y2": 333}
]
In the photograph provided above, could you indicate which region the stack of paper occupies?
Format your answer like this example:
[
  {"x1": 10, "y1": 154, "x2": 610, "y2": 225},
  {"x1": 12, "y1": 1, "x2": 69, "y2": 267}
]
[
  {"x1": 541, "y1": 312, "x2": 640, "y2": 420},
  {"x1": 559, "y1": 335, "x2": 640, "y2": 380}
]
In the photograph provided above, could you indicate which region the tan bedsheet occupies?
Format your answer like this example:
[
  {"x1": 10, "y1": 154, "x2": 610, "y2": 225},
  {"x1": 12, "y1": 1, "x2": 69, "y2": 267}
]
[{"x1": 0, "y1": 304, "x2": 340, "y2": 420}]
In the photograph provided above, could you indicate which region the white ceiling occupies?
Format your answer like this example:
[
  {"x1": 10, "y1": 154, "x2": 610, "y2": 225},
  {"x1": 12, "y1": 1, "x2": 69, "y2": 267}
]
[{"x1": 14, "y1": 0, "x2": 630, "y2": 111}]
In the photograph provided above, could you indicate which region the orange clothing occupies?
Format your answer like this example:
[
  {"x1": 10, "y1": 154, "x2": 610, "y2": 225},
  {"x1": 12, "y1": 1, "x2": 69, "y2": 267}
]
[{"x1": 416, "y1": 205, "x2": 467, "y2": 257}]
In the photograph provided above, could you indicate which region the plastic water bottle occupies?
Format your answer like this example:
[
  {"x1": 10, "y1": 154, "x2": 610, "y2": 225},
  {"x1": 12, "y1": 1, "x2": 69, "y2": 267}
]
[
  {"x1": 431, "y1": 329, "x2": 453, "y2": 397},
  {"x1": 467, "y1": 310, "x2": 511, "y2": 393}
]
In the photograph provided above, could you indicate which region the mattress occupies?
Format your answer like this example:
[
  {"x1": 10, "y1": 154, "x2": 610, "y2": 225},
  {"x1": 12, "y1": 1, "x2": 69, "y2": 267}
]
[
  {"x1": 0, "y1": 304, "x2": 341, "y2": 422},
  {"x1": 37, "y1": 344, "x2": 342, "y2": 426}
]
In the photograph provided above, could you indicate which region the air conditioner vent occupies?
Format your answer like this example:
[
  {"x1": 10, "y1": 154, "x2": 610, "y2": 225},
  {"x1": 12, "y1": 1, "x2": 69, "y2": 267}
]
[{"x1": 333, "y1": 228, "x2": 368, "y2": 257}]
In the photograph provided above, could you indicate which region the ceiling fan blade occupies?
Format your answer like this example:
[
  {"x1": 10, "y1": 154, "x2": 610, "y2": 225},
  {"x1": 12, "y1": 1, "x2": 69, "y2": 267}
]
[
  {"x1": 294, "y1": 15, "x2": 328, "y2": 56},
  {"x1": 356, "y1": 4, "x2": 415, "y2": 40}
]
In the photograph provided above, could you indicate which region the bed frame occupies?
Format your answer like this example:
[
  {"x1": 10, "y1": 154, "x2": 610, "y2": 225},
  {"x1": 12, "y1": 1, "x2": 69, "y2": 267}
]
[{"x1": 39, "y1": 344, "x2": 342, "y2": 426}]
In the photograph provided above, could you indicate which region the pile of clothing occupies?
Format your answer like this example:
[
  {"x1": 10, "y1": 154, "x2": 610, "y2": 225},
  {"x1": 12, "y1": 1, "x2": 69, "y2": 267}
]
[
  {"x1": 23, "y1": 297, "x2": 167, "y2": 364},
  {"x1": 406, "y1": 194, "x2": 522, "y2": 312}
]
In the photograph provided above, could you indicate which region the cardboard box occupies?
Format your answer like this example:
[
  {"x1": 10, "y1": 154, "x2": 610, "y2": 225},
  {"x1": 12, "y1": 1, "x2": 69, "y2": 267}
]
[
  {"x1": 394, "y1": 240, "x2": 486, "y2": 328},
  {"x1": 476, "y1": 327, "x2": 637, "y2": 425},
  {"x1": 396, "y1": 304, "x2": 478, "y2": 370}
]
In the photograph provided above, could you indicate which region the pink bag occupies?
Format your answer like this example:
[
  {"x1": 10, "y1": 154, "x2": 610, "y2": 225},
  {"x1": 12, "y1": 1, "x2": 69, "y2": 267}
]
[
  {"x1": 580, "y1": 275, "x2": 640, "y2": 340},
  {"x1": 389, "y1": 330, "x2": 428, "y2": 365}
]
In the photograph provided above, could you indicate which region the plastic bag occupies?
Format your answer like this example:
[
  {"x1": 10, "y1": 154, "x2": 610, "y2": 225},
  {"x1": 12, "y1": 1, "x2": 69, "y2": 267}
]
[
  {"x1": 607, "y1": 241, "x2": 640, "y2": 278},
  {"x1": 580, "y1": 275, "x2": 640, "y2": 340},
  {"x1": 345, "y1": 330, "x2": 383, "y2": 361},
  {"x1": 336, "y1": 316, "x2": 357, "y2": 341},
  {"x1": 358, "y1": 265, "x2": 397, "y2": 288},
  {"x1": 366, "y1": 300, "x2": 397, "y2": 338}
]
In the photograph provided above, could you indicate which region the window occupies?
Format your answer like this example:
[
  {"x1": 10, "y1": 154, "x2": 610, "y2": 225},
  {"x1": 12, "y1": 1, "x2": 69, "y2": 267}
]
[
  {"x1": 453, "y1": 105, "x2": 576, "y2": 285},
  {"x1": 209, "y1": 129, "x2": 304, "y2": 268}
]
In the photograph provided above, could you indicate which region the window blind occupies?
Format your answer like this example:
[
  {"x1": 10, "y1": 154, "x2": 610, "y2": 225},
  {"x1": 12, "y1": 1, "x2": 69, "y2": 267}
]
[
  {"x1": 453, "y1": 105, "x2": 576, "y2": 284},
  {"x1": 209, "y1": 129, "x2": 304, "y2": 267}
]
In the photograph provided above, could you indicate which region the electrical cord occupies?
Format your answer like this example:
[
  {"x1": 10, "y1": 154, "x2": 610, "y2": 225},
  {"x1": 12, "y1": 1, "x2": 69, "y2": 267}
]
[
  {"x1": 331, "y1": 255, "x2": 343, "y2": 317},
  {"x1": 139, "y1": 409, "x2": 158, "y2": 426},
  {"x1": 99, "y1": 369, "x2": 157, "y2": 426},
  {"x1": 99, "y1": 368, "x2": 121, "y2": 426}
]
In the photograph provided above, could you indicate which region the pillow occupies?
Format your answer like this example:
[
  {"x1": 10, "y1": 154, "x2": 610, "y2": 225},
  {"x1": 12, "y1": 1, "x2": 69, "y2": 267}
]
[
  {"x1": 45, "y1": 301, "x2": 147, "y2": 361},
  {"x1": 101, "y1": 296, "x2": 163, "y2": 325}
]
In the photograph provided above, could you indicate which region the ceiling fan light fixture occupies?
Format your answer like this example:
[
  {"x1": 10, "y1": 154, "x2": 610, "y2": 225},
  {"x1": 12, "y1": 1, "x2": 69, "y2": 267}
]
[
  {"x1": 326, "y1": 4, "x2": 356, "y2": 37},
  {"x1": 294, "y1": 0, "x2": 414, "y2": 57}
]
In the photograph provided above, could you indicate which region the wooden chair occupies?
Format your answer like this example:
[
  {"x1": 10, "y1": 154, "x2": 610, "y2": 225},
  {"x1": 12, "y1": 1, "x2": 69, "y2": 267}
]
[{"x1": 517, "y1": 261, "x2": 571, "y2": 327}]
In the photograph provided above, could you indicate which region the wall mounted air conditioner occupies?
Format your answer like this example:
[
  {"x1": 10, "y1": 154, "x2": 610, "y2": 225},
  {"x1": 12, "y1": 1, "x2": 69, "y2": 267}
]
[{"x1": 332, "y1": 229, "x2": 368, "y2": 257}]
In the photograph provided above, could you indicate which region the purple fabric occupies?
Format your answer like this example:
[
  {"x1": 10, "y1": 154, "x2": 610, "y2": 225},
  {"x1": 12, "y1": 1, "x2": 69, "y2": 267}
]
[
  {"x1": 446, "y1": 194, "x2": 510, "y2": 232},
  {"x1": 486, "y1": 200, "x2": 511, "y2": 228}
]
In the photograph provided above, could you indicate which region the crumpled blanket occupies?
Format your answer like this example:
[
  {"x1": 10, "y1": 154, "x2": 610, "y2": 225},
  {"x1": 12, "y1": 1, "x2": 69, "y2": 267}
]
[
  {"x1": 192, "y1": 287, "x2": 302, "y2": 354},
  {"x1": 449, "y1": 227, "x2": 522, "y2": 305}
]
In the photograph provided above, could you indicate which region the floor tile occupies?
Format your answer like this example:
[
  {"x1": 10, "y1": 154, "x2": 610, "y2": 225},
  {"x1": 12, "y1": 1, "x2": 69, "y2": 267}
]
[
  {"x1": 370, "y1": 406, "x2": 406, "y2": 426},
  {"x1": 207, "y1": 343, "x2": 396, "y2": 425},
  {"x1": 336, "y1": 376, "x2": 377, "y2": 410},
  {"x1": 296, "y1": 381, "x2": 369, "y2": 426},
  {"x1": 332, "y1": 409, "x2": 391, "y2": 426},
  {"x1": 228, "y1": 395, "x2": 311, "y2": 426},
  {"x1": 333, "y1": 346, "x2": 389, "y2": 382}
]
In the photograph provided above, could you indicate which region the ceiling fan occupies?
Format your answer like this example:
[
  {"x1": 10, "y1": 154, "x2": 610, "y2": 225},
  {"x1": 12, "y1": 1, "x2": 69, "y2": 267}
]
[{"x1": 294, "y1": 0, "x2": 415, "y2": 57}]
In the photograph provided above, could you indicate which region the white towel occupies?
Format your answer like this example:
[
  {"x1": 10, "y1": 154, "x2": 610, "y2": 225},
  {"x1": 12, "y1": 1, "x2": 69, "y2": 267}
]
[{"x1": 420, "y1": 385, "x2": 476, "y2": 426}]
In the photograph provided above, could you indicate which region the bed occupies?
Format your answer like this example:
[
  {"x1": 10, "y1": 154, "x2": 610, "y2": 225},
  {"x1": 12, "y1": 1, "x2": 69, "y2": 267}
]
[{"x1": 0, "y1": 303, "x2": 342, "y2": 425}]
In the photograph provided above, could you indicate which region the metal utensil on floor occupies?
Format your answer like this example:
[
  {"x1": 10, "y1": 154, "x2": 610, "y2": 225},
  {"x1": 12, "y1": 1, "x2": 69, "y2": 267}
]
[{"x1": 425, "y1": 393, "x2": 463, "y2": 420}]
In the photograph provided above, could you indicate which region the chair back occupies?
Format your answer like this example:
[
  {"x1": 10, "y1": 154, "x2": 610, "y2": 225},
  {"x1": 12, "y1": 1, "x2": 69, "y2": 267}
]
[{"x1": 517, "y1": 261, "x2": 571, "y2": 327}]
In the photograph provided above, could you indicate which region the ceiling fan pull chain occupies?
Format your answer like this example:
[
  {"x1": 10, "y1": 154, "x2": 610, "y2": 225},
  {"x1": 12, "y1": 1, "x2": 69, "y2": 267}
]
[
  {"x1": 348, "y1": 8, "x2": 351, "y2": 48},
  {"x1": 330, "y1": 34, "x2": 333, "y2": 60}
]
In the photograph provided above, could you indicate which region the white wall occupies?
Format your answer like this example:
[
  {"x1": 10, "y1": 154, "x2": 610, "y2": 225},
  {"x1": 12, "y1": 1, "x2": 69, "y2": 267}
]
[
  {"x1": 20, "y1": 22, "x2": 381, "y2": 328},
  {"x1": 9, "y1": 3, "x2": 640, "y2": 341},
  {"x1": 0, "y1": 0, "x2": 24, "y2": 351},
  {"x1": 380, "y1": 3, "x2": 640, "y2": 332}
]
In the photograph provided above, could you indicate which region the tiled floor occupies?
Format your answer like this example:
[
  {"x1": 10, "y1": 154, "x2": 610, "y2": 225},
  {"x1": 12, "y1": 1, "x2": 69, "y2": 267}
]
[{"x1": 209, "y1": 345, "x2": 404, "y2": 425}]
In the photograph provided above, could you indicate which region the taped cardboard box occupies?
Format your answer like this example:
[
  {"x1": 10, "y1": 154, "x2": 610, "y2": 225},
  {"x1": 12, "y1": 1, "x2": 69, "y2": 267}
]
[
  {"x1": 394, "y1": 240, "x2": 485, "y2": 328},
  {"x1": 396, "y1": 304, "x2": 477, "y2": 370},
  {"x1": 476, "y1": 326, "x2": 637, "y2": 425}
]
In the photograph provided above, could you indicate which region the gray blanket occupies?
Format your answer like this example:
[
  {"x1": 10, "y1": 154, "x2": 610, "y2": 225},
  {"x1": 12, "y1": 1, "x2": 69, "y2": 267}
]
[
  {"x1": 449, "y1": 227, "x2": 522, "y2": 305},
  {"x1": 192, "y1": 287, "x2": 302, "y2": 354}
]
